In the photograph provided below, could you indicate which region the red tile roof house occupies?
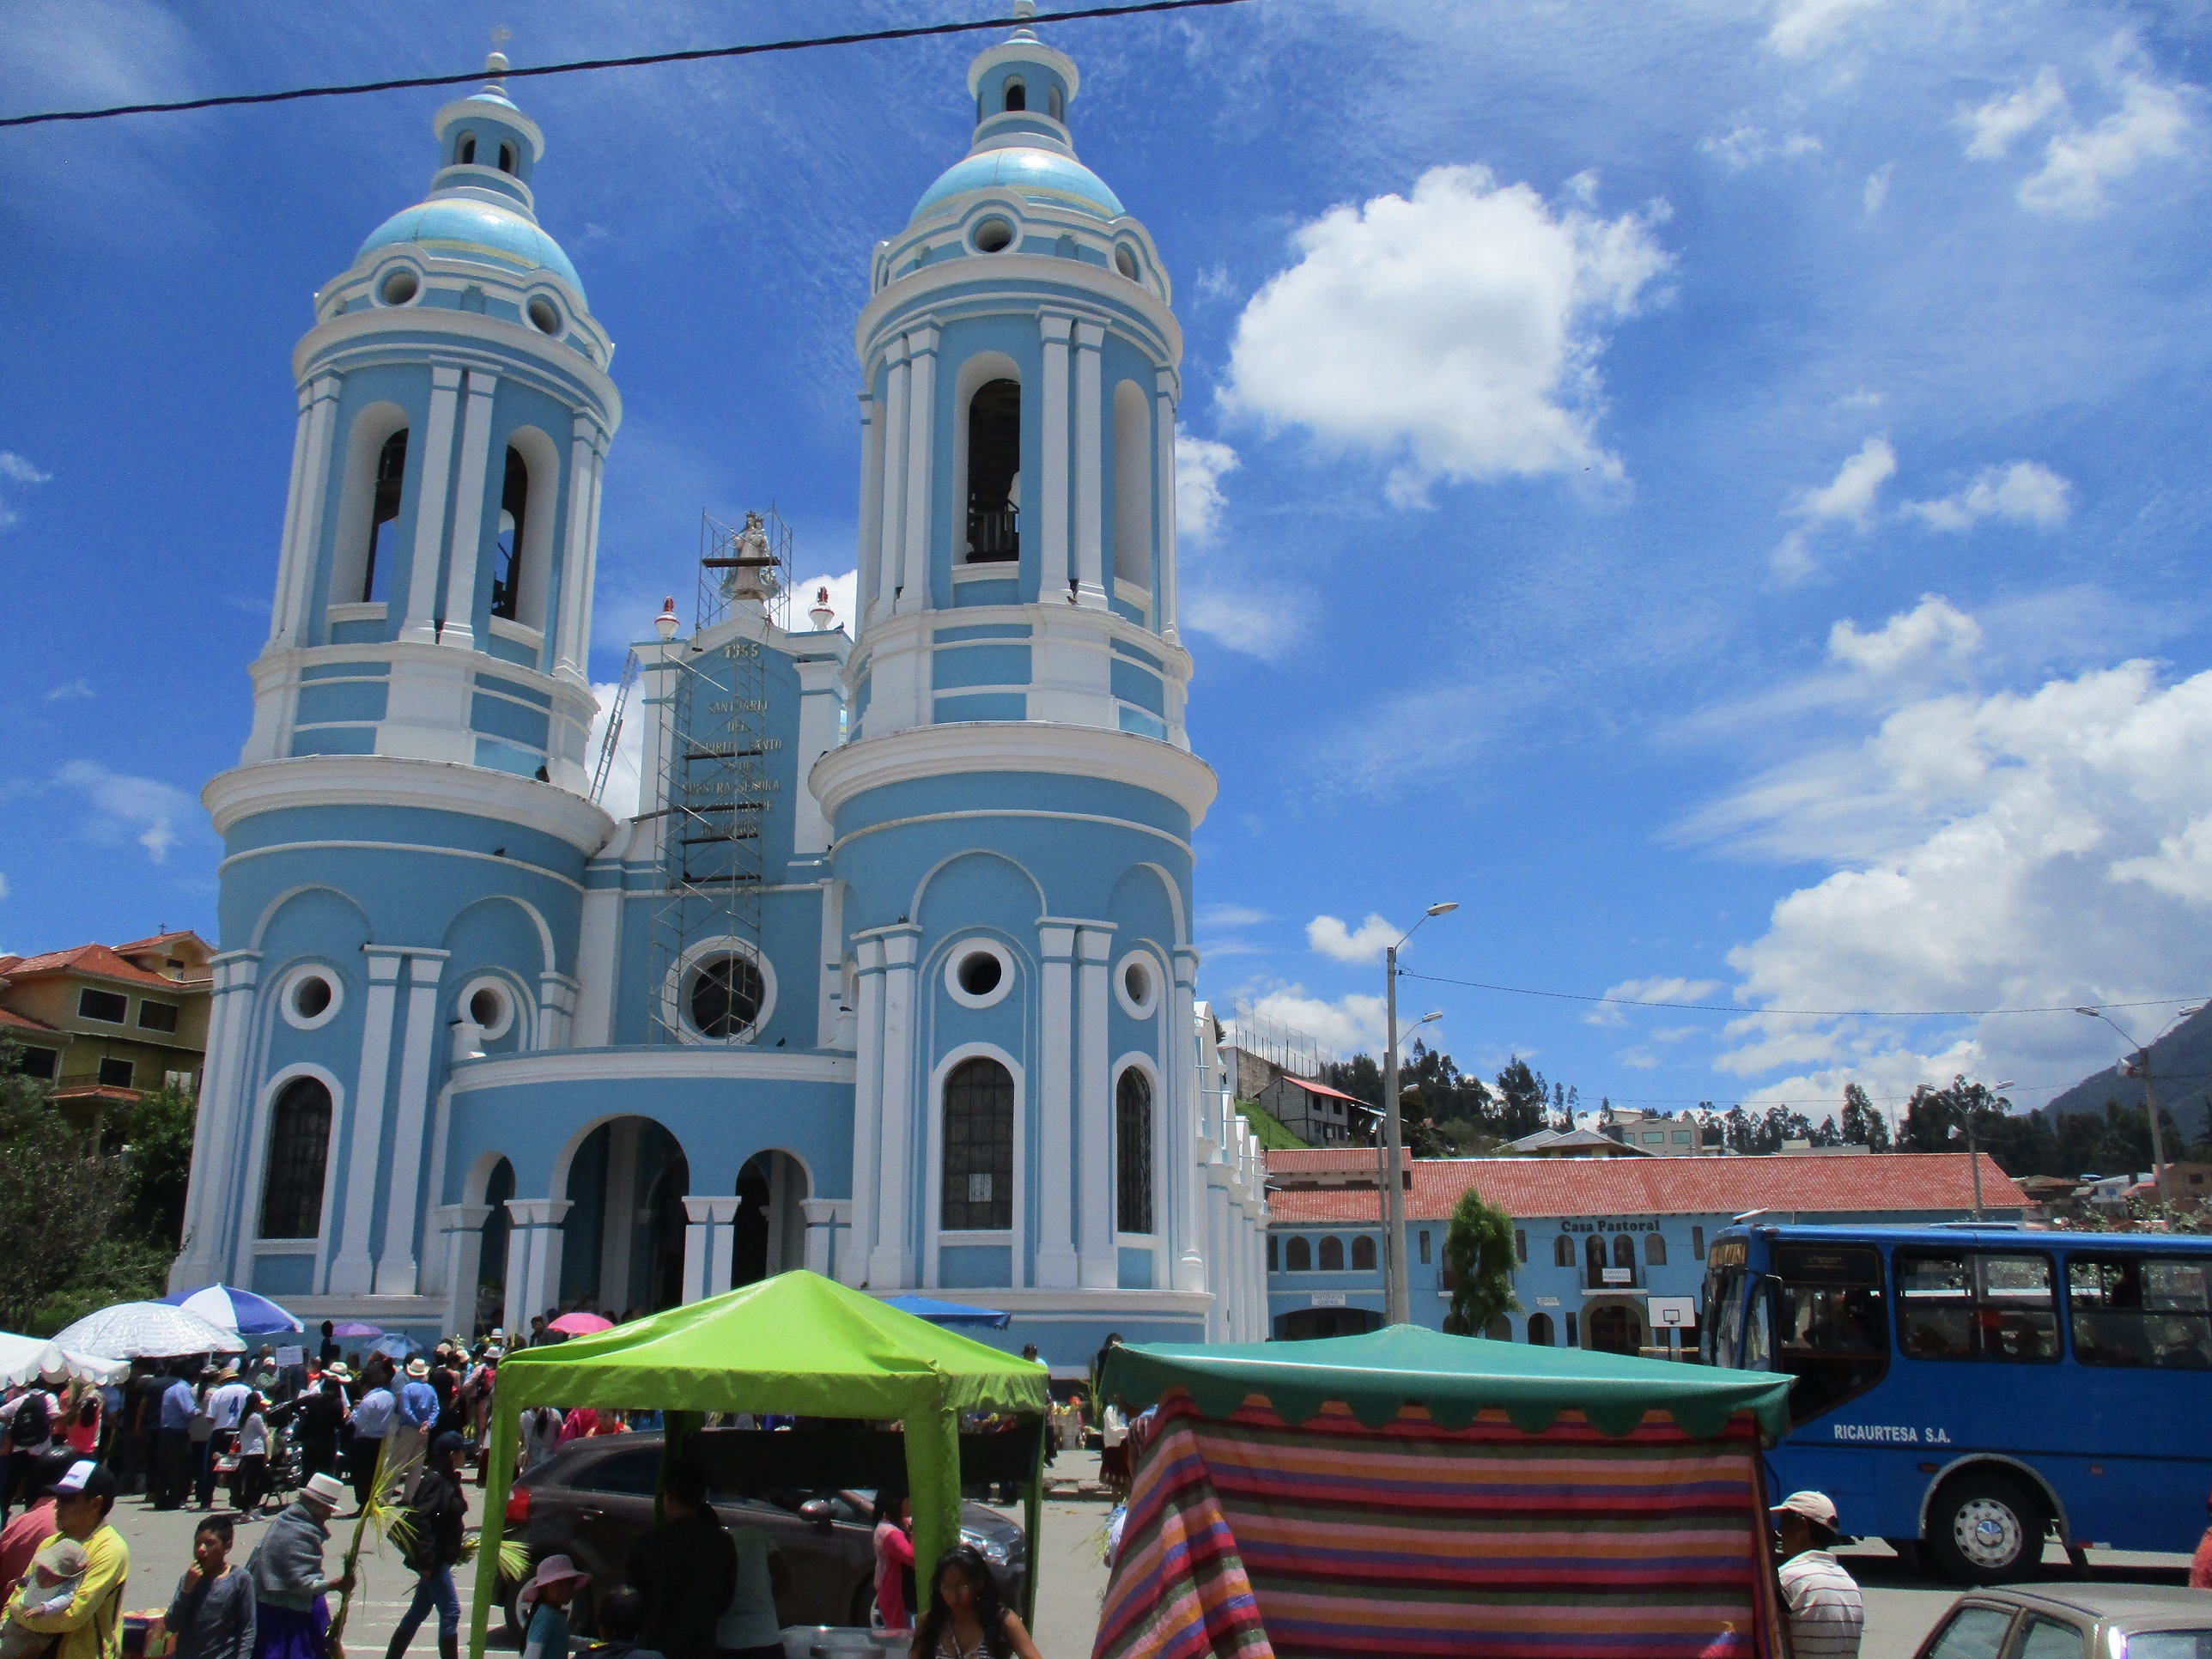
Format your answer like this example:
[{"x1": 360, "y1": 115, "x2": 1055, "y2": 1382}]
[
  {"x1": 0, "y1": 932, "x2": 214, "y2": 1124},
  {"x1": 1263, "y1": 1148, "x2": 2027, "y2": 1348}
]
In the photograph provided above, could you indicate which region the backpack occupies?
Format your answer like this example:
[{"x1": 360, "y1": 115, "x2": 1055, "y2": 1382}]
[{"x1": 10, "y1": 1393, "x2": 49, "y2": 1447}]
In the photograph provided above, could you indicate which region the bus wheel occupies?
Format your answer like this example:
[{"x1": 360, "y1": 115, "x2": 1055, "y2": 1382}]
[{"x1": 1926, "y1": 1474, "x2": 2045, "y2": 1586}]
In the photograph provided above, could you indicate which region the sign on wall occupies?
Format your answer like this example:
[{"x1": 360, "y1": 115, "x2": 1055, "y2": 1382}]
[{"x1": 1310, "y1": 1291, "x2": 1346, "y2": 1308}]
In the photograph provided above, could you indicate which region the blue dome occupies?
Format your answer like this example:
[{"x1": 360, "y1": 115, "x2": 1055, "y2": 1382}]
[
  {"x1": 357, "y1": 196, "x2": 585, "y2": 299},
  {"x1": 912, "y1": 146, "x2": 1123, "y2": 224}
]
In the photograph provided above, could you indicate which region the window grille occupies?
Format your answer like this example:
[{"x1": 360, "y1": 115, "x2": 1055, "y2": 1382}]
[
  {"x1": 941, "y1": 1057, "x2": 1013, "y2": 1231},
  {"x1": 259, "y1": 1077, "x2": 333, "y2": 1239},
  {"x1": 1115, "y1": 1069, "x2": 1153, "y2": 1233}
]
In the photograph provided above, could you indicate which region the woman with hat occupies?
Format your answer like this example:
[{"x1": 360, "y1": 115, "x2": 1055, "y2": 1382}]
[
  {"x1": 517, "y1": 1557, "x2": 587, "y2": 1659},
  {"x1": 383, "y1": 1434, "x2": 466, "y2": 1659},
  {"x1": 246, "y1": 1474, "x2": 355, "y2": 1659}
]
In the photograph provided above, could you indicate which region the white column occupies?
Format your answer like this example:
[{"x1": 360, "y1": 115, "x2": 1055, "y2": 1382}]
[
  {"x1": 844, "y1": 937, "x2": 887, "y2": 1285},
  {"x1": 872, "y1": 342, "x2": 910, "y2": 623},
  {"x1": 1034, "y1": 923, "x2": 1079, "y2": 1289},
  {"x1": 399, "y1": 366, "x2": 465, "y2": 644},
  {"x1": 439, "y1": 368, "x2": 501, "y2": 649},
  {"x1": 1037, "y1": 315, "x2": 1073, "y2": 599},
  {"x1": 168, "y1": 953, "x2": 261, "y2": 1292},
  {"x1": 1077, "y1": 924, "x2": 1116, "y2": 1288},
  {"x1": 271, "y1": 377, "x2": 343, "y2": 648},
  {"x1": 1154, "y1": 370, "x2": 1181, "y2": 641},
  {"x1": 504, "y1": 1199, "x2": 571, "y2": 1335},
  {"x1": 680, "y1": 1196, "x2": 743, "y2": 1303},
  {"x1": 868, "y1": 927, "x2": 921, "y2": 1289},
  {"x1": 1073, "y1": 323, "x2": 1107, "y2": 608},
  {"x1": 1170, "y1": 949, "x2": 1206, "y2": 1292},
  {"x1": 374, "y1": 950, "x2": 448, "y2": 1295},
  {"x1": 598, "y1": 1118, "x2": 641, "y2": 1306},
  {"x1": 264, "y1": 391, "x2": 314, "y2": 647},
  {"x1": 801, "y1": 1199, "x2": 847, "y2": 1278},
  {"x1": 855, "y1": 392, "x2": 883, "y2": 620},
  {"x1": 329, "y1": 947, "x2": 405, "y2": 1295},
  {"x1": 436, "y1": 1204, "x2": 491, "y2": 1339},
  {"x1": 896, "y1": 326, "x2": 938, "y2": 617},
  {"x1": 551, "y1": 415, "x2": 602, "y2": 686},
  {"x1": 574, "y1": 433, "x2": 607, "y2": 670},
  {"x1": 535, "y1": 972, "x2": 576, "y2": 1049}
]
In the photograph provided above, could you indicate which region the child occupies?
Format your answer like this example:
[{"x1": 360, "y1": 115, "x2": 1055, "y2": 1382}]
[
  {"x1": 0, "y1": 1540, "x2": 87, "y2": 1659},
  {"x1": 166, "y1": 1518, "x2": 254, "y2": 1659},
  {"x1": 517, "y1": 1555, "x2": 588, "y2": 1659}
]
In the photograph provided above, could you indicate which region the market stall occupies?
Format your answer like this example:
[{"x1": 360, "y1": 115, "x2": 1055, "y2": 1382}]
[
  {"x1": 1095, "y1": 1325, "x2": 1796, "y2": 1659},
  {"x1": 466, "y1": 1269, "x2": 1048, "y2": 1659},
  {"x1": 0, "y1": 1331, "x2": 129, "y2": 1388}
]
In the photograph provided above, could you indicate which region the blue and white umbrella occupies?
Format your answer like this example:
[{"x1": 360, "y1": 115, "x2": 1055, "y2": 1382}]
[
  {"x1": 160, "y1": 1284, "x2": 306, "y2": 1337},
  {"x1": 370, "y1": 1332, "x2": 420, "y2": 1360}
]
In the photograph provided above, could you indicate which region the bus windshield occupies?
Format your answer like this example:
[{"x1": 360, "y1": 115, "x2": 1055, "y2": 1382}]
[{"x1": 1707, "y1": 1240, "x2": 1889, "y2": 1425}]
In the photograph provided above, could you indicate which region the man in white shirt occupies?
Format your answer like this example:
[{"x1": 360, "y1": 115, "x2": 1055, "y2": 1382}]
[
  {"x1": 347, "y1": 1374, "x2": 397, "y2": 1510},
  {"x1": 198, "y1": 1369, "x2": 252, "y2": 1511},
  {"x1": 1771, "y1": 1490, "x2": 1863, "y2": 1659}
]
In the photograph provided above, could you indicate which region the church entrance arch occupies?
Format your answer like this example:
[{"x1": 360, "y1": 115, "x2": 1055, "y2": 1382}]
[
  {"x1": 559, "y1": 1116, "x2": 690, "y2": 1319},
  {"x1": 732, "y1": 1151, "x2": 810, "y2": 1289},
  {"x1": 1588, "y1": 1301, "x2": 1644, "y2": 1356}
]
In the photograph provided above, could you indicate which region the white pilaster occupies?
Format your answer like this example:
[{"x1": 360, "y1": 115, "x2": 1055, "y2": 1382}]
[
  {"x1": 1077, "y1": 923, "x2": 1116, "y2": 1288},
  {"x1": 873, "y1": 342, "x2": 910, "y2": 624},
  {"x1": 503, "y1": 1198, "x2": 571, "y2": 1335},
  {"x1": 264, "y1": 392, "x2": 313, "y2": 647},
  {"x1": 1154, "y1": 371, "x2": 1181, "y2": 641},
  {"x1": 574, "y1": 433, "x2": 606, "y2": 670},
  {"x1": 439, "y1": 368, "x2": 501, "y2": 649},
  {"x1": 598, "y1": 1117, "x2": 641, "y2": 1306},
  {"x1": 896, "y1": 326, "x2": 938, "y2": 617},
  {"x1": 1034, "y1": 922, "x2": 1079, "y2": 1290},
  {"x1": 551, "y1": 415, "x2": 602, "y2": 686},
  {"x1": 855, "y1": 392, "x2": 883, "y2": 620},
  {"x1": 272, "y1": 377, "x2": 343, "y2": 648},
  {"x1": 329, "y1": 948, "x2": 404, "y2": 1295},
  {"x1": 1038, "y1": 315, "x2": 1073, "y2": 599},
  {"x1": 868, "y1": 927, "x2": 921, "y2": 1289},
  {"x1": 398, "y1": 365, "x2": 465, "y2": 645},
  {"x1": 680, "y1": 1195, "x2": 744, "y2": 1303},
  {"x1": 436, "y1": 1203, "x2": 492, "y2": 1340},
  {"x1": 844, "y1": 937, "x2": 887, "y2": 1285},
  {"x1": 1170, "y1": 948, "x2": 1206, "y2": 1292},
  {"x1": 168, "y1": 953, "x2": 261, "y2": 1292},
  {"x1": 1073, "y1": 323, "x2": 1107, "y2": 608},
  {"x1": 535, "y1": 972, "x2": 576, "y2": 1049},
  {"x1": 801, "y1": 1198, "x2": 848, "y2": 1278},
  {"x1": 374, "y1": 950, "x2": 448, "y2": 1295}
]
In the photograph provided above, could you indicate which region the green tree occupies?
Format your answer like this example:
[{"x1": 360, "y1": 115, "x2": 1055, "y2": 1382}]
[
  {"x1": 1493, "y1": 1058, "x2": 1548, "y2": 1139},
  {"x1": 1839, "y1": 1083, "x2": 1891, "y2": 1152},
  {"x1": 1440, "y1": 1188, "x2": 1522, "y2": 1336}
]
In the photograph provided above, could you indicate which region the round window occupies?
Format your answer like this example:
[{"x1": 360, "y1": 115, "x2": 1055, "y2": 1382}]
[
  {"x1": 295, "y1": 976, "x2": 331, "y2": 1019},
  {"x1": 957, "y1": 951, "x2": 1002, "y2": 998},
  {"x1": 972, "y1": 217, "x2": 1015, "y2": 253},
  {"x1": 379, "y1": 269, "x2": 420, "y2": 306},
  {"x1": 945, "y1": 939, "x2": 1014, "y2": 1009},
  {"x1": 1115, "y1": 951, "x2": 1161, "y2": 1018},
  {"x1": 688, "y1": 954, "x2": 765, "y2": 1040},
  {"x1": 283, "y1": 969, "x2": 341, "y2": 1030},
  {"x1": 1115, "y1": 245, "x2": 1139, "y2": 280},
  {"x1": 469, "y1": 987, "x2": 504, "y2": 1028},
  {"x1": 527, "y1": 296, "x2": 561, "y2": 334},
  {"x1": 1124, "y1": 961, "x2": 1150, "y2": 1005}
]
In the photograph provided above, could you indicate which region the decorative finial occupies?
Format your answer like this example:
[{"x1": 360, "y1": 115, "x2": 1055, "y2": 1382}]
[
  {"x1": 485, "y1": 26, "x2": 511, "y2": 87},
  {"x1": 653, "y1": 597, "x2": 680, "y2": 641},
  {"x1": 1013, "y1": 0, "x2": 1036, "y2": 15},
  {"x1": 809, "y1": 586, "x2": 837, "y2": 631}
]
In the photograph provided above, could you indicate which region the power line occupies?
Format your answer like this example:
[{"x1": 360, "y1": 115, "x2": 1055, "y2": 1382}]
[
  {"x1": 1395, "y1": 969, "x2": 2206, "y2": 1021},
  {"x1": 0, "y1": 0, "x2": 1254, "y2": 131}
]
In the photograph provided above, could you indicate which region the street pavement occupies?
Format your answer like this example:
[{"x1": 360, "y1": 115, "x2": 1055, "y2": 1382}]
[{"x1": 94, "y1": 1472, "x2": 2197, "y2": 1659}]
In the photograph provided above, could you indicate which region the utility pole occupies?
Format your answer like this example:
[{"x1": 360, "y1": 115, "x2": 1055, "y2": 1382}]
[
  {"x1": 2078, "y1": 1008, "x2": 2185, "y2": 1226},
  {"x1": 1380, "y1": 903, "x2": 1455, "y2": 1328}
]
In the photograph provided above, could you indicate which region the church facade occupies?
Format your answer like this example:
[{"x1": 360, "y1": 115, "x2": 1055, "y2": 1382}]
[{"x1": 170, "y1": 16, "x2": 1272, "y2": 1368}]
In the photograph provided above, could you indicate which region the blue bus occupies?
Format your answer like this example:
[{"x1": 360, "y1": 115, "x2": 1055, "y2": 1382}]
[{"x1": 1699, "y1": 1223, "x2": 2212, "y2": 1584}]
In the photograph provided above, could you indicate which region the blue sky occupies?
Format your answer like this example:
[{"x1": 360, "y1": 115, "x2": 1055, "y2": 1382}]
[{"x1": 5, "y1": 0, "x2": 2209, "y2": 1133}]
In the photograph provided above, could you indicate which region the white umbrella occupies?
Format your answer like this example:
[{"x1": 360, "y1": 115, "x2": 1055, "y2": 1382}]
[
  {"x1": 48, "y1": 1302, "x2": 241, "y2": 1360},
  {"x1": 0, "y1": 1332, "x2": 128, "y2": 1388}
]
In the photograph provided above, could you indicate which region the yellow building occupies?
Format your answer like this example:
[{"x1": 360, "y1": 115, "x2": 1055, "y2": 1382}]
[{"x1": 0, "y1": 931, "x2": 214, "y2": 1121}]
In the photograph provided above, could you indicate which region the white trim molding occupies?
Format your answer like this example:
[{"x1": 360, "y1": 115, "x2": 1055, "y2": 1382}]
[
  {"x1": 448, "y1": 1047, "x2": 857, "y2": 1094},
  {"x1": 206, "y1": 754, "x2": 617, "y2": 854},
  {"x1": 811, "y1": 720, "x2": 1217, "y2": 829}
]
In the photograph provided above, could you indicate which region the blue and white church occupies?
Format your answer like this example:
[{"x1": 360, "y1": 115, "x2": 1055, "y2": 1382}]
[{"x1": 172, "y1": 14, "x2": 1272, "y2": 1368}]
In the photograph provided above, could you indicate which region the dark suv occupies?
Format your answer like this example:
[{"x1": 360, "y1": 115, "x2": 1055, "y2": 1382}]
[{"x1": 501, "y1": 1434, "x2": 1027, "y2": 1634}]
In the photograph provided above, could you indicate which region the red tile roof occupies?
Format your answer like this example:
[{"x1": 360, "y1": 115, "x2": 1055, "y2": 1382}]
[
  {"x1": 0, "y1": 1006, "x2": 60, "y2": 1034},
  {"x1": 0, "y1": 943, "x2": 182, "y2": 989},
  {"x1": 1269, "y1": 1077, "x2": 1365, "y2": 1105},
  {"x1": 111, "y1": 931, "x2": 206, "y2": 954},
  {"x1": 1265, "y1": 1152, "x2": 2026, "y2": 1223}
]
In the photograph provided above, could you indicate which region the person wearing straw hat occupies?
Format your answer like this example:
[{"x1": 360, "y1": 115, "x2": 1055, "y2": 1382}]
[
  {"x1": 246, "y1": 1474, "x2": 354, "y2": 1659},
  {"x1": 517, "y1": 1557, "x2": 587, "y2": 1659}
]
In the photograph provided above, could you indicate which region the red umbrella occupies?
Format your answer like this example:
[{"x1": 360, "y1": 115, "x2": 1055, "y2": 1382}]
[{"x1": 546, "y1": 1311, "x2": 612, "y2": 1335}]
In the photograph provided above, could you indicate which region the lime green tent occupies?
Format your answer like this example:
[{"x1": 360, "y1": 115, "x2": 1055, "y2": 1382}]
[{"x1": 467, "y1": 1271, "x2": 1049, "y2": 1659}]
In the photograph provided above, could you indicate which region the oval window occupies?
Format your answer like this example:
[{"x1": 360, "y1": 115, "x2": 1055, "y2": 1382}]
[
  {"x1": 1115, "y1": 245, "x2": 1139, "y2": 281},
  {"x1": 527, "y1": 296, "x2": 561, "y2": 334},
  {"x1": 379, "y1": 269, "x2": 420, "y2": 306},
  {"x1": 973, "y1": 217, "x2": 1015, "y2": 254},
  {"x1": 469, "y1": 986, "x2": 505, "y2": 1028},
  {"x1": 294, "y1": 976, "x2": 332, "y2": 1019},
  {"x1": 957, "y1": 951, "x2": 1002, "y2": 997},
  {"x1": 688, "y1": 954, "x2": 765, "y2": 1039}
]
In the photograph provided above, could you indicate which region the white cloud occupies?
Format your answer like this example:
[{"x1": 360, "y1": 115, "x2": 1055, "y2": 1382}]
[
  {"x1": 1179, "y1": 583, "x2": 1311, "y2": 662},
  {"x1": 1306, "y1": 912, "x2": 1400, "y2": 963},
  {"x1": 1700, "y1": 125, "x2": 1822, "y2": 171},
  {"x1": 0, "y1": 873, "x2": 9, "y2": 902},
  {"x1": 1174, "y1": 427, "x2": 1238, "y2": 544},
  {"x1": 1961, "y1": 70, "x2": 2069, "y2": 160},
  {"x1": 1768, "y1": 0, "x2": 1887, "y2": 58},
  {"x1": 1583, "y1": 975, "x2": 1725, "y2": 1025},
  {"x1": 2019, "y1": 74, "x2": 2197, "y2": 218},
  {"x1": 55, "y1": 761, "x2": 196, "y2": 863},
  {"x1": 1221, "y1": 164, "x2": 1670, "y2": 505},
  {"x1": 42, "y1": 680, "x2": 94, "y2": 702},
  {"x1": 1903, "y1": 461, "x2": 2072, "y2": 532},
  {"x1": 1200, "y1": 903, "x2": 1270, "y2": 928},
  {"x1": 1244, "y1": 986, "x2": 1387, "y2": 1054},
  {"x1": 1827, "y1": 595, "x2": 1982, "y2": 676},
  {"x1": 1862, "y1": 165, "x2": 1892, "y2": 214},
  {"x1": 0, "y1": 452, "x2": 52, "y2": 531},
  {"x1": 1772, "y1": 437, "x2": 1895, "y2": 580},
  {"x1": 787, "y1": 568, "x2": 858, "y2": 635}
]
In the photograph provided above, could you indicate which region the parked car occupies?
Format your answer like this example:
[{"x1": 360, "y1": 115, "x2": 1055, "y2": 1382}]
[
  {"x1": 501, "y1": 1433, "x2": 1027, "y2": 1636},
  {"x1": 1911, "y1": 1583, "x2": 2212, "y2": 1657}
]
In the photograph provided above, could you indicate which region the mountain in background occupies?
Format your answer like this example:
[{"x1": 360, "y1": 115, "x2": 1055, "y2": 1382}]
[{"x1": 2040, "y1": 1004, "x2": 2212, "y2": 1146}]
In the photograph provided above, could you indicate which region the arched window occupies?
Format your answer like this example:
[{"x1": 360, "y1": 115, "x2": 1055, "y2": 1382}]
[
  {"x1": 1048, "y1": 85, "x2": 1064, "y2": 121},
  {"x1": 1553, "y1": 1234, "x2": 1575, "y2": 1267},
  {"x1": 1267, "y1": 1235, "x2": 1278, "y2": 1273},
  {"x1": 1485, "y1": 1316, "x2": 1511, "y2": 1340},
  {"x1": 1613, "y1": 1234, "x2": 1637, "y2": 1270},
  {"x1": 966, "y1": 380, "x2": 1021, "y2": 562},
  {"x1": 1585, "y1": 1233, "x2": 1606, "y2": 1286},
  {"x1": 1351, "y1": 1236, "x2": 1377, "y2": 1272},
  {"x1": 1004, "y1": 79, "x2": 1025, "y2": 112},
  {"x1": 1527, "y1": 1311, "x2": 1555, "y2": 1346},
  {"x1": 490, "y1": 447, "x2": 529, "y2": 621},
  {"x1": 1318, "y1": 1236, "x2": 1345, "y2": 1272},
  {"x1": 1112, "y1": 380, "x2": 1150, "y2": 589},
  {"x1": 458, "y1": 132, "x2": 477, "y2": 165},
  {"x1": 1285, "y1": 1237, "x2": 1311, "y2": 1273},
  {"x1": 1115, "y1": 1069, "x2": 1153, "y2": 1234},
  {"x1": 362, "y1": 429, "x2": 407, "y2": 602},
  {"x1": 498, "y1": 142, "x2": 517, "y2": 173},
  {"x1": 1644, "y1": 1231, "x2": 1668, "y2": 1267},
  {"x1": 258, "y1": 1077, "x2": 332, "y2": 1239},
  {"x1": 941, "y1": 1057, "x2": 1013, "y2": 1231}
]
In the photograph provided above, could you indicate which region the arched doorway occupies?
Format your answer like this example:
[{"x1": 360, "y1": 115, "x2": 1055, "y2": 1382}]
[
  {"x1": 1273, "y1": 1307, "x2": 1382, "y2": 1341},
  {"x1": 1588, "y1": 1302, "x2": 1644, "y2": 1356},
  {"x1": 477, "y1": 1159, "x2": 514, "y2": 1338},
  {"x1": 559, "y1": 1117, "x2": 689, "y2": 1318},
  {"x1": 732, "y1": 1151, "x2": 810, "y2": 1288}
]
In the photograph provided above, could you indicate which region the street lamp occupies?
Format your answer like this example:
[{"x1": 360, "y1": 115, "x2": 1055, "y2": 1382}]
[
  {"x1": 2075, "y1": 1006, "x2": 2197, "y2": 1224},
  {"x1": 1954, "y1": 1081, "x2": 2012, "y2": 1221},
  {"x1": 1382, "y1": 902, "x2": 1456, "y2": 1326}
]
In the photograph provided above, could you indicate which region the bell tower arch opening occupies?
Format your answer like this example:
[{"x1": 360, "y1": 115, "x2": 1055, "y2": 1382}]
[{"x1": 965, "y1": 379, "x2": 1022, "y2": 563}]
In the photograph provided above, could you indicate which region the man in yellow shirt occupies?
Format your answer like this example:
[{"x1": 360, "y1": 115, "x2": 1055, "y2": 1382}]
[{"x1": 5, "y1": 1462, "x2": 129, "y2": 1659}]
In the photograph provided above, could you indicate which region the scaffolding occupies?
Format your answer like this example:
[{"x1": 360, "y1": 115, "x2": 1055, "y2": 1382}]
[{"x1": 645, "y1": 509, "x2": 793, "y2": 1045}]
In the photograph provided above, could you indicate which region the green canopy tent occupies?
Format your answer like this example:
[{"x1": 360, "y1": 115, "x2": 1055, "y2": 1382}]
[
  {"x1": 467, "y1": 1271, "x2": 1049, "y2": 1659},
  {"x1": 1095, "y1": 1326, "x2": 1797, "y2": 1659}
]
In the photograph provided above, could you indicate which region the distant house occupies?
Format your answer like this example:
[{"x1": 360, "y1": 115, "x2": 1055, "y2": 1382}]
[
  {"x1": 1598, "y1": 1108, "x2": 1722, "y2": 1156},
  {"x1": 1255, "y1": 1074, "x2": 1376, "y2": 1146},
  {"x1": 1509, "y1": 1127, "x2": 1650, "y2": 1159},
  {"x1": 0, "y1": 932, "x2": 214, "y2": 1121}
]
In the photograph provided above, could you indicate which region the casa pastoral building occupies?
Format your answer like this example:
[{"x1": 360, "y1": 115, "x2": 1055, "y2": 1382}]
[{"x1": 1266, "y1": 1148, "x2": 2028, "y2": 1349}]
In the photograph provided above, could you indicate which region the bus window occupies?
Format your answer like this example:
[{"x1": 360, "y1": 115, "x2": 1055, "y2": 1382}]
[
  {"x1": 2068, "y1": 1255, "x2": 2212, "y2": 1370},
  {"x1": 1898, "y1": 1249, "x2": 2059, "y2": 1363},
  {"x1": 1769, "y1": 1243, "x2": 1889, "y2": 1422}
]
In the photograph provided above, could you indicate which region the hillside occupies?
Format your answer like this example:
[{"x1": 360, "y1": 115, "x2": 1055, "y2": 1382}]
[
  {"x1": 2041, "y1": 1002, "x2": 2212, "y2": 1144},
  {"x1": 1235, "y1": 1098, "x2": 1310, "y2": 1152}
]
